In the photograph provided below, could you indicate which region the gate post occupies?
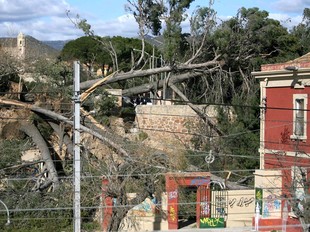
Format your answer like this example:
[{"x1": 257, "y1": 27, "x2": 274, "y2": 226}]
[
  {"x1": 102, "y1": 178, "x2": 112, "y2": 232},
  {"x1": 166, "y1": 174, "x2": 179, "y2": 230}
]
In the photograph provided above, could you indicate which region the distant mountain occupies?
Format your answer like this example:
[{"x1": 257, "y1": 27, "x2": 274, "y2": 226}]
[
  {"x1": 42, "y1": 36, "x2": 163, "y2": 52},
  {"x1": 145, "y1": 35, "x2": 164, "y2": 49},
  {"x1": 42, "y1": 40, "x2": 70, "y2": 51}
]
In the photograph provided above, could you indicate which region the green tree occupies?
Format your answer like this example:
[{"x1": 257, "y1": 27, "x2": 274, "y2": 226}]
[
  {"x1": 291, "y1": 8, "x2": 310, "y2": 55},
  {"x1": 211, "y1": 7, "x2": 300, "y2": 73},
  {"x1": 61, "y1": 36, "x2": 110, "y2": 74},
  {"x1": 162, "y1": 0, "x2": 195, "y2": 63},
  {"x1": 61, "y1": 35, "x2": 157, "y2": 78},
  {"x1": 185, "y1": 7, "x2": 307, "y2": 183}
]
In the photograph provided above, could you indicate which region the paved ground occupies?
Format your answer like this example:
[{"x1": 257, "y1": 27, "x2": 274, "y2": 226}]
[
  {"x1": 179, "y1": 226, "x2": 254, "y2": 232},
  {"x1": 176, "y1": 221, "x2": 254, "y2": 232},
  {"x1": 161, "y1": 227, "x2": 254, "y2": 232}
]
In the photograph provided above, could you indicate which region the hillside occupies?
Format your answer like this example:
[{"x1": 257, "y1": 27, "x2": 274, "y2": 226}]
[{"x1": 42, "y1": 40, "x2": 70, "y2": 51}]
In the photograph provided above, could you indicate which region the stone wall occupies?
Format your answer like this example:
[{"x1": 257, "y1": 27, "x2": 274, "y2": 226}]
[{"x1": 134, "y1": 105, "x2": 217, "y2": 152}]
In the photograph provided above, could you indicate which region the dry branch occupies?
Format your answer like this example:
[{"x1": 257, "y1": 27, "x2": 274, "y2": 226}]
[
  {"x1": 0, "y1": 98, "x2": 130, "y2": 158},
  {"x1": 80, "y1": 72, "x2": 117, "y2": 102},
  {"x1": 122, "y1": 67, "x2": 219, "y2": 96},
  {"x1": 19, "y1": 121, "x2": 60, "y2": 190},
  {"x1": 80, "y1": 58, "x2": 221, "y2": 90}
]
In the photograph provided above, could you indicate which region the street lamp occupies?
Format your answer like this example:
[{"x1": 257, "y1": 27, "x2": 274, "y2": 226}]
[{"x1": 0, "y1": 199, "x2": 10, "y2": 226}]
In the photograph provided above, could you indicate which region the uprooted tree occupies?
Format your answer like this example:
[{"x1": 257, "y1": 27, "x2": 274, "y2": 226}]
[
  {"x1": 0, "y1": 1, "x2": 224, "y2": 229},
  {"x1": 1, "y1": 1, "x2": 310, "y2": 231}
]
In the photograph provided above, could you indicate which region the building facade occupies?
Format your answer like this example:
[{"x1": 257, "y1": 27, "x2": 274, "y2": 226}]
[{"x1": 252, "y1": 53, "x2": 310, "y2": 231}]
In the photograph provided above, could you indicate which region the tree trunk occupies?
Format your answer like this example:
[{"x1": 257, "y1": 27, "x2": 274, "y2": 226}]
[
  {"x1": 19, "y1": 121, "x2": 60, "y2": 190},
  {"x1": 122, "y1": 68, "x2": 218, "y2": 96},
  {"x1": 0, "y1": 99, "x2": 130, "y2": 158},
  {"x1": 48, "y1": 122, "x2": 73, "y2": 156},
  {"x1": 80, "y1": 59, "x2": 220, "y2": 90},
  {"x1": 121, "y1": 71, "x2": 198, "y2": 96}
]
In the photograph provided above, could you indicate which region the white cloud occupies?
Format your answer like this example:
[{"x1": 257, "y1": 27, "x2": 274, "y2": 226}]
[
  {"x1": 0, "y1": 0, "x2": 83, "y2": 40},
  {"x1": 92, "y1": 14, "x2": 139, "y2": 38},
  {"x1": 269, "y1": 13, "x2": 303, "y2": 29},
  {"x1": 0, "y1": 0, "x2": 77, "y2": 40},
  {"x1": 0, "y1": 0, "x2": 307, "y2": 41},
  {"x1": 272, "y1": 0, "x2": 310, "y2": 14},
  {"x1": 0, "y1": 0, "x2": 139, "y2": 40},
  {"x1": 0, "y1": 0, "x2": 70, "y2": 22}
]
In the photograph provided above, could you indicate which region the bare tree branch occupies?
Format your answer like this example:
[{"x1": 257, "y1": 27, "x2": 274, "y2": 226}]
[
  {"x1": 0, "y1": 99, "x2": 130, "y2": 158},
  {"x1": 80, "y1": 57, "x2": 221, "y2": 90},
  {"x1": 19, "y1": 121, "x2": 60, "y2": 190}
]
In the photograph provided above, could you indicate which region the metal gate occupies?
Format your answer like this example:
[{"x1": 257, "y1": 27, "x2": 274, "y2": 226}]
[{"x1": 199, "y1": 184, "x2": 228, "y2": 228}]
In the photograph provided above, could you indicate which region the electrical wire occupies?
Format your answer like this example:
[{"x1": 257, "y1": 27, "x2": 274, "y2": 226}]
[
  {"x1": 1, "y1": 98, "x2": 309, "y2": 188},
  {"x1": 2, "y1": 164, "x2": 310, "y2": 182},
  {"x1": 2, "y1": 89, "x2": 310, "y2": 111},
  {"x1": 0, "y1": 193, "x2": 307, "y2": 214}
]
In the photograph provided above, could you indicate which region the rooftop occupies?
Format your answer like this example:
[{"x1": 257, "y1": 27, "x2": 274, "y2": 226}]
[{"x1": 261, "y1": 52, "x2": 310, "y2": 71}]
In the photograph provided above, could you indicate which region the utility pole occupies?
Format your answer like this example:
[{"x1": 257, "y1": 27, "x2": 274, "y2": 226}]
[{"x1": 73, "y1": 61, "x2": 81, "y2": 232}]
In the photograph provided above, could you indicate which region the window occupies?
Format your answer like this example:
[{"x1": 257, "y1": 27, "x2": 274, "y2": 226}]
[
  {"x1": 295, "y1": 99, "x2": 304, "y2": 136},
  {"x1": 291, "y1": 94, "x2": 308, "y2": 140}
]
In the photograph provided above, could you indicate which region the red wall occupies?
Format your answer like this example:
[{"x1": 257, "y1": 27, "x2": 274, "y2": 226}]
[
  {"x1": 264, "y1": 153, "x2": 310, "y2": 169},
  {"x1": 265, "y1": 86, "x2": 310, "y2": 153}
]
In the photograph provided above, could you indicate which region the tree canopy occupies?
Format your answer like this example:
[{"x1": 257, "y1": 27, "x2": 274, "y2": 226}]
[{"x1": 1, "y1": 2, "x2": 310, "y2": 231}]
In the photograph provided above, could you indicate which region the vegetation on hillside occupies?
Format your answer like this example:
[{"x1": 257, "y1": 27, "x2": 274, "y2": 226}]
[{"x1": 0, "y1": 0, "x2": 310, "y2": 230}]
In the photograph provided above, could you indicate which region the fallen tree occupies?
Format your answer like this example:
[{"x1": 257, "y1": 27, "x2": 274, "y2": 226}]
[
  {"x1": 0, "y1": 99, "x2": 130, "y2": 158},
  {"x1": 79, "y1": 58, "x2": 221, "y2": 90}
]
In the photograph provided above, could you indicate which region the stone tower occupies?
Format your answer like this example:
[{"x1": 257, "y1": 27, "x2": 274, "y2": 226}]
[{"x1": 17, "y1": 32, "x2": 25, "y2": 59}]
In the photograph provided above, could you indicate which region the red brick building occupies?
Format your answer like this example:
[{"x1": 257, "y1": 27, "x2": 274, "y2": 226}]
[{"x1": 252, "y1": 53, "x2": 310, "y2": 231}]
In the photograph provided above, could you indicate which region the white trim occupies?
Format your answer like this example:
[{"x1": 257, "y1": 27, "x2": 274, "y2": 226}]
[
  {"x1": 264, "y1": 149, "x2": 310, "y2": 158},
  {"x1": 259, "y1": 80, "x2": 267, "y2": 169},
  {"x1": 264, "y1": 78, "x2": 310, "y2": 88},
  {"x1": 252, "y1": 68, "x2": 310, "y2": 88},
  {"x1": 291, "y1": 94, "x2": 308, "y2": 140},
  {"x1": 252, "y1": 68, "x2": 310, "y2": 79}
]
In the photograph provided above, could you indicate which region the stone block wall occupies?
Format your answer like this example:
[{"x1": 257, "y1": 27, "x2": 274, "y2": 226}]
[{"x1": 134, "y1": 105, "x2": 217, "y2": 151}]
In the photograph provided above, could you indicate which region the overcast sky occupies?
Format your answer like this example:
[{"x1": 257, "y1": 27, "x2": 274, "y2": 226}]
[{"x1": 0, "y1": 0, "x2": 309, "y2": 41}]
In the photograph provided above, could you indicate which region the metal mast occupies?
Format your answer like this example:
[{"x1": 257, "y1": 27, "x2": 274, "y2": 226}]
[{"x1": 73, "y1": 61, "x2": 81, "y2": 232}]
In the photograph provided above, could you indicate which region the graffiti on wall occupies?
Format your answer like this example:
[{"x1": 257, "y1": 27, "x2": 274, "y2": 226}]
[
  {"x1": 190, "y1": 178, "x2": 209, "y2": 186},
  {"x1": 130, "y1": 197, "x2": 157, "y2": 217},
  {"x1": 229, "y1": 197, "x2": 254, "y2": 208},
  {"x1": 263, "y1": 194, "x2": 281, "y2": 218},
  {"x1": 201, "y1": 195, "x2": 210, "y2": 216},
  {"x1": 168, "y1": 190, "x2": 178, "y2": 200},
  {"x1": 200, "y1": 217, "x2": 225, "y2": 228},
  {"x1": 169, "y1": 206, "x2": 176, "y2": 222}
]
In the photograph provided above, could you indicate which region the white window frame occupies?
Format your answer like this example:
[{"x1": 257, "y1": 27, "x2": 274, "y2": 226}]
[{"x1": 291, "y1": 94, "x2": 308, "y2": 140}]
